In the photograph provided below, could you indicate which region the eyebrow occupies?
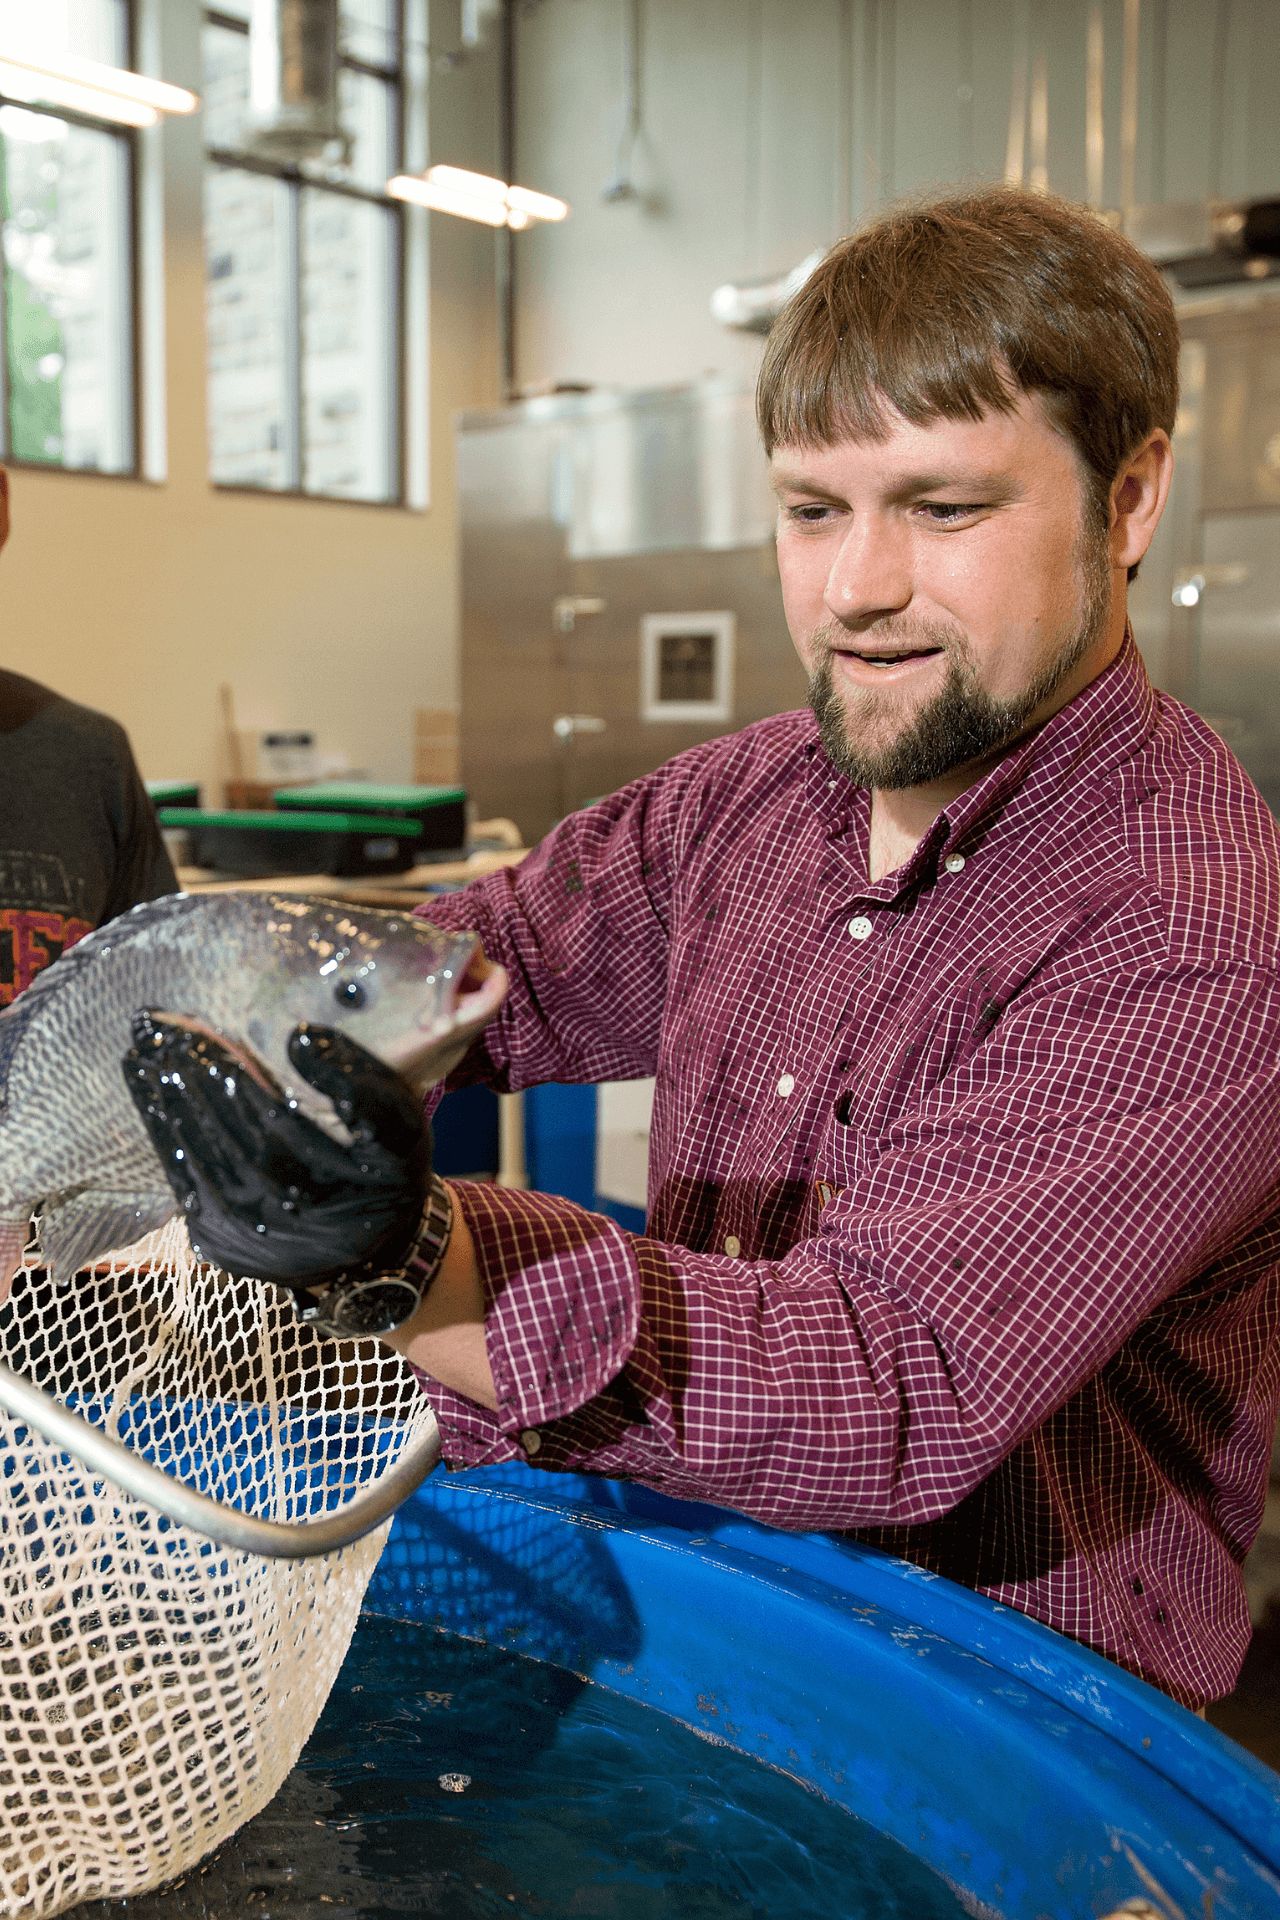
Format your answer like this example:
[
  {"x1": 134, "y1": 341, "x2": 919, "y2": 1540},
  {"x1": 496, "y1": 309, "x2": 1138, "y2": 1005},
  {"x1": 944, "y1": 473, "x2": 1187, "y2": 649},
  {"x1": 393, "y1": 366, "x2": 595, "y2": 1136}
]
[{"x1": 770, "y1": 467, "x2": 1024, "y2": 504}]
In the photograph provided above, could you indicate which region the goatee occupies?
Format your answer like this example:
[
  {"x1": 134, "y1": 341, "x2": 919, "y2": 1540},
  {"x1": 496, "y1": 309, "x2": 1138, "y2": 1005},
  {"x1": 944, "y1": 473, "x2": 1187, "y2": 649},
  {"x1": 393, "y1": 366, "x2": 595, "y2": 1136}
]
[{"x1": 807, "y1": 528, "x2": 1113, "y2": 791}]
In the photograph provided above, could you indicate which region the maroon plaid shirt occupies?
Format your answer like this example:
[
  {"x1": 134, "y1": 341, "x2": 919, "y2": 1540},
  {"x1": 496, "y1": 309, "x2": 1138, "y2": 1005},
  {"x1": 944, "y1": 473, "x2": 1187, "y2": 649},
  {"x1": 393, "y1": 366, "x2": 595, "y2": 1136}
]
[{"x1": 419, "y1": 635, "x2": 1280, "y2": 1706}]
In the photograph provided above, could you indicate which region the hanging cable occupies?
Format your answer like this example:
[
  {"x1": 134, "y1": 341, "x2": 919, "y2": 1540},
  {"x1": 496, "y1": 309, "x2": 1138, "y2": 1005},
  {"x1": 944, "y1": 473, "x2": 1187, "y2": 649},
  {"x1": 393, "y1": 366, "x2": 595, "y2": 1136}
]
[{"x1": 602, "y1": 0, "x2": 641, "y2": 202}]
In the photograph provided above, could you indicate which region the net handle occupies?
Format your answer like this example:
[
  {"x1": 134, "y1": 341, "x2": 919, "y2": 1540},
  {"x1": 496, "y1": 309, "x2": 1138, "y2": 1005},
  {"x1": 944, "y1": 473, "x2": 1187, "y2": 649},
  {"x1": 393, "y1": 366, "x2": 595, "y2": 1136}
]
[{"x1": 0, "y1": 1360, "x2": 442, "y2": 1559}]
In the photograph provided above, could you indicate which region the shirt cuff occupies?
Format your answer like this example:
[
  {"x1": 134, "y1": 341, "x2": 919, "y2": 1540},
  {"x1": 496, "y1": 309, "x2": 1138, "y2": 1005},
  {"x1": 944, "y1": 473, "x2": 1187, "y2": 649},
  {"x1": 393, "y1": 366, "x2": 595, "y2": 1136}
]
[{"x1": 421, "y1": 1180, "x2": 643, "y2": 1464}]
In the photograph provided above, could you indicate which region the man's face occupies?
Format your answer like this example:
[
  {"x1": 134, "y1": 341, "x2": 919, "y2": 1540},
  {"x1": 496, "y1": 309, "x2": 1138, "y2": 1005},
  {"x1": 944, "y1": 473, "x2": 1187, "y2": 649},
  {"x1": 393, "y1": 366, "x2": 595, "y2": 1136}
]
[{"x1": 770, "y1": 392, "x2": 1117, "y2": 791}]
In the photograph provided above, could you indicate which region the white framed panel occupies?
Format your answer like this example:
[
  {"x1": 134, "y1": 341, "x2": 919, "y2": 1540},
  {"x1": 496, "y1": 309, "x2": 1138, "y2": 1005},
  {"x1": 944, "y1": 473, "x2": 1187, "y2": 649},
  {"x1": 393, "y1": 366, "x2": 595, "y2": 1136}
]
[{"x1": 640, "y1": 609, "x2": 735, "y2": 724}]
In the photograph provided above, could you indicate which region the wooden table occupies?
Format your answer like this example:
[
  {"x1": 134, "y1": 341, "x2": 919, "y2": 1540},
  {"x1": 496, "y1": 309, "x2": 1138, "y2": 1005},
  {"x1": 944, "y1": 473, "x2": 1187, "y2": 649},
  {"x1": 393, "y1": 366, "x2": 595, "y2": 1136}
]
[{"x1": 175, "y1": 847, "x2": 527, "y2": 908}]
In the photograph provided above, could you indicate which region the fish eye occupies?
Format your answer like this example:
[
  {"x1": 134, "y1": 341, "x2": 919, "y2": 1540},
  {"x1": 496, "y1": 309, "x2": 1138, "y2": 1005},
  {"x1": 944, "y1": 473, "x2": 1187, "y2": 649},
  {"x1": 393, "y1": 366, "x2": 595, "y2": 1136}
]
[{"x1": 334, "y1": 979, "x2": 368, "y2": 1010}]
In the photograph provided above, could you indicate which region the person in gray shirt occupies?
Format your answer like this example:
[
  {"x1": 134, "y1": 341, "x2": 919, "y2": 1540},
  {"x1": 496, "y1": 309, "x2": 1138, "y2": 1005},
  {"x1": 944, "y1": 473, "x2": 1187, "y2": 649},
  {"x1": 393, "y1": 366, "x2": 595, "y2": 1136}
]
[{"x1": 0, "y1": 468, "x2": 175, "y2": 1003}]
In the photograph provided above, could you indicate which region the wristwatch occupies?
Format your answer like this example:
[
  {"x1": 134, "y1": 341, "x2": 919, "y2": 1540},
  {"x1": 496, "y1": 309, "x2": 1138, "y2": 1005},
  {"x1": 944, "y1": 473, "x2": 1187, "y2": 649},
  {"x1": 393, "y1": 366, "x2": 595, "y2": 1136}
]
[{"x1": 287, "y1": 1172, "x2": 454, "y2": 1340}]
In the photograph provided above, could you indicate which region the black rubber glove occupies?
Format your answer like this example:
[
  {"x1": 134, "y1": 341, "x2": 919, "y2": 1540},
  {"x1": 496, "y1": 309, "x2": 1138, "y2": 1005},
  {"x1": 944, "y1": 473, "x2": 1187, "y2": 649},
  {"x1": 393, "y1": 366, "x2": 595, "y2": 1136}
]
[{"x1": 123, "y1": 1012, "x2": 431, "y2": 1288}]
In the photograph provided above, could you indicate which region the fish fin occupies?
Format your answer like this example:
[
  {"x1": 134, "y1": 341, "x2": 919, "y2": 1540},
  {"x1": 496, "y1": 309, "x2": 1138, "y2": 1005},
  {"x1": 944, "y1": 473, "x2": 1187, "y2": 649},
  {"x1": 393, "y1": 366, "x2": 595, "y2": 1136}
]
[
  {"x1": 0, "y1": 1220, "x2": 30, "y2": 1304},
  {"x1": 39, "y1": 1192, "x2": 177, "y2": 1285}
]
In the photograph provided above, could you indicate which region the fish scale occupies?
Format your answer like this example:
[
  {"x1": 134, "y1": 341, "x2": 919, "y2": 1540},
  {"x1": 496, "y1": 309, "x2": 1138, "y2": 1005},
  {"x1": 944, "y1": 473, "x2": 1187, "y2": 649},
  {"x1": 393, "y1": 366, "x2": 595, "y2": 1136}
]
[{"x1": 0, "y1": 890, "x2": 494, "y2": 1288}]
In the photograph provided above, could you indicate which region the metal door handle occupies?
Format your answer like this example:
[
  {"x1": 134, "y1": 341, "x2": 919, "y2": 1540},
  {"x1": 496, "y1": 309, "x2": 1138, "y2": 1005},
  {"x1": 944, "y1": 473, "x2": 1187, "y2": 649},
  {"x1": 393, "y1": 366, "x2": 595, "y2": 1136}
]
[
  {"x1": 553, "y1": 714, "x2": 607, "y2": 740},
  {"x1": 554, "y1": 596, "x2": 606, "y2": 633}
]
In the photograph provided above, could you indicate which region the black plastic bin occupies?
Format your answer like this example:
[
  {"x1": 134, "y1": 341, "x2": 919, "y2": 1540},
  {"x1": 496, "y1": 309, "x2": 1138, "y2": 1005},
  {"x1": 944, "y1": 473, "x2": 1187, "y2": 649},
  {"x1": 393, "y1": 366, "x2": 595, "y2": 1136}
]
[
  {"x1": 274, "y1": 783, "x2": 467, "y2": 857},
  {"x1": 157, "y1": 808, "x2": 421, "y2": 878},
  {"x1": 147, "y1": 780, "x2": 201, "y2": 810}
]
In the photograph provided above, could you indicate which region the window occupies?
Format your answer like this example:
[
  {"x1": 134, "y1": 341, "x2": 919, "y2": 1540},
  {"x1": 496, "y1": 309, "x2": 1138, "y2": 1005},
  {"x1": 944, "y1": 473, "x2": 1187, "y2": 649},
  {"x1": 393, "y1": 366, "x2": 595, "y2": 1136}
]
[
  {"x1": 0, "y1": 1, "x2": 136, "y2": 474},
  {"x1": 202, "y1": 2, "x2": 404, "y2": 503}
]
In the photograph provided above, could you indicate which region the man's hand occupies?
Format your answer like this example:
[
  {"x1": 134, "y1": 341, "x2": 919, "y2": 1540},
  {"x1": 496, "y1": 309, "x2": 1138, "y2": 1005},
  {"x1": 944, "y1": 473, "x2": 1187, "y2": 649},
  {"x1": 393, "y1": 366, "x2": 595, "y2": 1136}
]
[{"x1": 123, "y1": 1013, "x2": 430, "y2": 1286}]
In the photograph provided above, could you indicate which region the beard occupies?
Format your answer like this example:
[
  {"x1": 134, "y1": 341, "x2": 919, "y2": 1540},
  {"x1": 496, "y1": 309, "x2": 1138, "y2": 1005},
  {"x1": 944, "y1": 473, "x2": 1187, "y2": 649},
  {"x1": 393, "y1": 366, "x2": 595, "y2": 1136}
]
[{"x1": 807, "y1": 522, "x2": 1114, "y2": 792}]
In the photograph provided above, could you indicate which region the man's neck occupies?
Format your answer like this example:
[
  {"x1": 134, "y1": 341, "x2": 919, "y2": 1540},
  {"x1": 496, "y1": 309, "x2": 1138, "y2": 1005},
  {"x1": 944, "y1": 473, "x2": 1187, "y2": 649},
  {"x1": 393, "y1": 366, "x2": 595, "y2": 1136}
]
[{"x1": 868, "y1": 765, "x2": 994, "y2": 883}]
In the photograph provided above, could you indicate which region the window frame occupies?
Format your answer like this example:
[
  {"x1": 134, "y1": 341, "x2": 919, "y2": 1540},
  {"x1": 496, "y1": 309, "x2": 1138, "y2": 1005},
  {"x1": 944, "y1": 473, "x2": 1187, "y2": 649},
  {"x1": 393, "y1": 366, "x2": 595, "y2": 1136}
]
[
  {"x1": 202, "y1": 1, "x2": 408, "y2": 508},
  {"x1": 0, "y1": 0, "x2": 142, "y2": 480}
]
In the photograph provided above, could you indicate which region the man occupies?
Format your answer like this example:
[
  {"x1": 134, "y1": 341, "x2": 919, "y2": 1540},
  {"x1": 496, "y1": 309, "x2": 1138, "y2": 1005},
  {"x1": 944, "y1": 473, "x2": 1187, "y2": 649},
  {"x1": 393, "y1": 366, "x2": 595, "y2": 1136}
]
[
  {"x1": 147, "y1": 187, "x2": 1280, "y2": 1712},
  {"x1": 386, "y1": 186, "x2": 1280, "y2": 1714},
  {"x1": 0, "y1": 468, "x2": 175, "y2": 997}
]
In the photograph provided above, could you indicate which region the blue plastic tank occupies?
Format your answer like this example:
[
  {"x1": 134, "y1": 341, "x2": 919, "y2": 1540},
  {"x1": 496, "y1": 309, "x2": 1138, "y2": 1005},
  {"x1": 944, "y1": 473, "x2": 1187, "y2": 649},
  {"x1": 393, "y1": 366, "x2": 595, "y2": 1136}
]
[{"x1": 364, "y1": 1461, "x2": 1280, "y2": 1920}]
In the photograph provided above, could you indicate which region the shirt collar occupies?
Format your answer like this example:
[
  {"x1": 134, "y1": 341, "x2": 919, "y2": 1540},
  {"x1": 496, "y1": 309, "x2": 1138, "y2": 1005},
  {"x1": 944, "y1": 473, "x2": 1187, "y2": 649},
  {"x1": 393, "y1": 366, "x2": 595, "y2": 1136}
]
[{"x1": 805, "y1": 629, "x2": 1159, "y2": 904}]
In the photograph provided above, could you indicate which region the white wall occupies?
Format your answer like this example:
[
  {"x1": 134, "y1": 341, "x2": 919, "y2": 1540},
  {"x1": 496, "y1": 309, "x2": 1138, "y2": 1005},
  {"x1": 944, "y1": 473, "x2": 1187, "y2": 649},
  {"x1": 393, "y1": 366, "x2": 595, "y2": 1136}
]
[
  {"x1": 0, "y1": 0, "x2": 505, "y2": 805},
  {"x1": 510, "y1": 0, "x2": 1280, "y2": 394}
]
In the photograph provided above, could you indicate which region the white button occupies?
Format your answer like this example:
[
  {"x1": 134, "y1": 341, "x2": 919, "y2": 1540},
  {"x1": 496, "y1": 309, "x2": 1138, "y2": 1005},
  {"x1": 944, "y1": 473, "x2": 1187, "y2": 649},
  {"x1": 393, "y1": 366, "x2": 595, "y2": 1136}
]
[
  {"x1": 944, "y1": 853, "x2": 966, "y2": 874},
  {"x1": 777, "y1": 1072, "x2": 795, "y2": 1098},
  {"x1": 519, "y1": 1428, "x2": 542, "y2": 1456},
  {"x1": 723, "y1": 1234, "x2": 741, "y2": 1257},
  {"x1": 848, "y1": 915, "x2": 873, "y2": 941}
]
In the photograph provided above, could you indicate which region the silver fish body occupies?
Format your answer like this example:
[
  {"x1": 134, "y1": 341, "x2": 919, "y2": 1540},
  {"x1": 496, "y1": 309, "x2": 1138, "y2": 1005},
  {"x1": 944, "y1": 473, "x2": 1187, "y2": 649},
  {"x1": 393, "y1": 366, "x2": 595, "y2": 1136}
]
[{"x1": 0, "y1": 891, "x2": 504, "y2": 1287}]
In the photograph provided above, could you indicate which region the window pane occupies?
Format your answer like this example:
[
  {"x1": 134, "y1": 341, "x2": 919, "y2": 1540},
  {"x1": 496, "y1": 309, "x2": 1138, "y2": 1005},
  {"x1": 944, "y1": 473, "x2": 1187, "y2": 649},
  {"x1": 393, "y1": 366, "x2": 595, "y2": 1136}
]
[
  {"x1": 0, "y1": 0, "x2": 126, "y2": 65},
  {"x1": 340, "y1": 0, "x2": 399, "y2": 70},
  {"x1": 205, "y1": 165, "x2": 297, "y2": 489},
  {"x1": 300, "y1": 188, "x2": 397, "y2": 501},
  {"x1": 202, "y1": 21, "x2": 250, "y2": 153},
  {"x1": 336, "y1": 65, "x2": 395, "y2": 192},
  {"x1": 0, "y1": 104, "x2": 133, "y2": 471}
]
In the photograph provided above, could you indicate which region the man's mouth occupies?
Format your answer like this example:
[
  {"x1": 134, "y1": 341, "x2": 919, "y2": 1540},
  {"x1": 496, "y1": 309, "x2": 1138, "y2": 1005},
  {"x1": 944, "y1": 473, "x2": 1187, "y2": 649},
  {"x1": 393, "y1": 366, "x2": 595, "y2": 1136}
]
[{"x1": 835, "y1": 645, "x2": 945, "y2": 669}]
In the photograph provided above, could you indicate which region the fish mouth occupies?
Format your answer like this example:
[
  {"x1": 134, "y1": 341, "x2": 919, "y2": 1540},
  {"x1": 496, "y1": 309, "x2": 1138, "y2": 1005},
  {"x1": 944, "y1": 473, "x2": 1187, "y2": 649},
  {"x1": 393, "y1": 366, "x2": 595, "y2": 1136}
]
[{"x1": 383, "y1": 937, "x2": 509, "y2": 1086}]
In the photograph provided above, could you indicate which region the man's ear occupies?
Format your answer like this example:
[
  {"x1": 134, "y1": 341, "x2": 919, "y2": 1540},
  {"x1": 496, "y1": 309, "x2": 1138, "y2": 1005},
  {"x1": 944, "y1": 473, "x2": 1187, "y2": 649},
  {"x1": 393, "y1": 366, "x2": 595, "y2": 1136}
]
[
  {"x1": 1110, "y1": 430, "x2": 1173, "y2": 574},
  {"x1": 0, "y1": 469, "x2": 9, "y2": 556}
]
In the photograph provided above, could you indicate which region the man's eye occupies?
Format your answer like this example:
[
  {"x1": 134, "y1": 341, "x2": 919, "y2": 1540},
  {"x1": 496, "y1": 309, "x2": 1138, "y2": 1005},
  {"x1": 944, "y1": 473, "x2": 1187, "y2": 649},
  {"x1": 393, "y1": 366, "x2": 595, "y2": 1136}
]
[
  {"x1": 920, "y1": 502, "x2": 984, "y2": 523},
  {"x1": 786, "y1": 503, "x2": 837, "y2": 524}
]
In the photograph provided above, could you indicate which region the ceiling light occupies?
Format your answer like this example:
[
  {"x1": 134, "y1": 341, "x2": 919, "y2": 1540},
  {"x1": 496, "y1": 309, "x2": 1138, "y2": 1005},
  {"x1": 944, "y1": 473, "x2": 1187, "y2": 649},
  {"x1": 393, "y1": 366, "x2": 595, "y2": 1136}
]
[
  {"x1": 505, "y1": 183, "x2": 568, "y2": 223},
  {"x1": 0, "y1": 47, "x2": 199, "y2": 127},
  {"x1": 387, "y1": 166, "x2": 569, "y2": 229},
  {"x1": 427, "y1": 163, "x2": 508, "y2": 204},
  {"x1": 387, "y1": 174, "x2": 508, "y2": 226}
]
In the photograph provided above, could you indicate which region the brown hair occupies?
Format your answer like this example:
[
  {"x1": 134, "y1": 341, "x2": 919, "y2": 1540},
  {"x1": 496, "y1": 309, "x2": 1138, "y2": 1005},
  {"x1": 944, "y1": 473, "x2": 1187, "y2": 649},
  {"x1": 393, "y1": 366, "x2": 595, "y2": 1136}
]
[{"x1": 757, "y1": 186, "x2": 1179, "y2": 576}]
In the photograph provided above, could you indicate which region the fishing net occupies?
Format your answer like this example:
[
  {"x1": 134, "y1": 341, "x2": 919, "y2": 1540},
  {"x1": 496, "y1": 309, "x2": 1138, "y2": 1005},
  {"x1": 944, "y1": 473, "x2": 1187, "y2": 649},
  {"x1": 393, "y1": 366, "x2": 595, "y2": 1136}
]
[{"x1": 0, "y1": 1216, "x2": 437, "y2": 1917}]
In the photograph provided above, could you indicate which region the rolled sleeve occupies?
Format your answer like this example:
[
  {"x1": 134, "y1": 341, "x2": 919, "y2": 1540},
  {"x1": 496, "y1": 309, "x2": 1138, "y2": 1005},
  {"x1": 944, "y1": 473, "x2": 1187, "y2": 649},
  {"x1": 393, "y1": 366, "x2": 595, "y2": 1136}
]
[{"x1": 422, "y1": 1182, "x2": 642, "y2": 1467}]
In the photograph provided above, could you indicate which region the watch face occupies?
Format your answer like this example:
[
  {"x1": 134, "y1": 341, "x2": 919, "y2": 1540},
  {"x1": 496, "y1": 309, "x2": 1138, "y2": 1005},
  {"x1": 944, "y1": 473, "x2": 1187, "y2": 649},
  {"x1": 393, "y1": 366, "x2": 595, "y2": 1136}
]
[{"x1": 295, "y1": 1273, "x2": 424, "y2": 1339}]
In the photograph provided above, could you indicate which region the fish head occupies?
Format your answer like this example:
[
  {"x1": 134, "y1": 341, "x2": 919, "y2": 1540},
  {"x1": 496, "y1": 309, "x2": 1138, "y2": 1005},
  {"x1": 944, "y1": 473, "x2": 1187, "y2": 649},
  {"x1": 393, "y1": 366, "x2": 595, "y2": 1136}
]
[{"x1": 239, "y1": 897, "x2": 507, "y2": 1093}]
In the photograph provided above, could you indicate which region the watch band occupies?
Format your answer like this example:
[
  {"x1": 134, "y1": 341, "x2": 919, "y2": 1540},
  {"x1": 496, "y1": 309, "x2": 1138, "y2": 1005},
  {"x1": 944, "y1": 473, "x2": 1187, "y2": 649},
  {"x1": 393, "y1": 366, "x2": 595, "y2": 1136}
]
[{"x1": 289, "y1": 1172, "x2": 454, "y2": 1340}]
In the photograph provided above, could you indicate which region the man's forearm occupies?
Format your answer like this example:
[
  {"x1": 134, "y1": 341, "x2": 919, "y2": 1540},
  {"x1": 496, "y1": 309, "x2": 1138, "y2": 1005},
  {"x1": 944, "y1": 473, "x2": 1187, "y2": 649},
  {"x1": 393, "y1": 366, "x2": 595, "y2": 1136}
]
[{"x1": 382, "y1": 1187, "x2": 497, "y2": 1409}]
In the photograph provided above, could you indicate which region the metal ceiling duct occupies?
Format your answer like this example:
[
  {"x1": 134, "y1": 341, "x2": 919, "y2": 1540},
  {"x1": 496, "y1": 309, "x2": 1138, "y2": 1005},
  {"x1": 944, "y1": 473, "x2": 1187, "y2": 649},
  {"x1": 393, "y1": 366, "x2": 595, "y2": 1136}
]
[
  {"x1": 247, "y1": 0, "x2": 352, "y2": 166},
  {"x1": 1128, "y1": 198, "x2": 1280, "y2": 289},
  {"x1": 710, "y1": 250, "x2": 825, "y2": 336}
]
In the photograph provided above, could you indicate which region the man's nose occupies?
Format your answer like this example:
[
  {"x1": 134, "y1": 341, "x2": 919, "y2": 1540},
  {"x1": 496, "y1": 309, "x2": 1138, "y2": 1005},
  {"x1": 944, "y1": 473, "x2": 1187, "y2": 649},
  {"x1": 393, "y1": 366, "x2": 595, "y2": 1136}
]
[{"x1": 823, "y1": 515, "x2": 913, "y2": 627}]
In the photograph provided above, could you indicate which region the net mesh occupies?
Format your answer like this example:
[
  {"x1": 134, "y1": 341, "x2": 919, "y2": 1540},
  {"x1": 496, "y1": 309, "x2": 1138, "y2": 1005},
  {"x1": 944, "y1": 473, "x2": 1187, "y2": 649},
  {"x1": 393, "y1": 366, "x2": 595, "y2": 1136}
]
[{"x1": 0, "y1": 1217, "x2": 436, "y2": 1917}]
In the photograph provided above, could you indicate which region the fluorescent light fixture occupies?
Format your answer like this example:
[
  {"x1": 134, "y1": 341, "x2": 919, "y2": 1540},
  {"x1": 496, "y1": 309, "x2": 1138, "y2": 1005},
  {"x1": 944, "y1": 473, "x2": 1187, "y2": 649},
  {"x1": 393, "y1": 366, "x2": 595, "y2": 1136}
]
[
  {"x1": 0, "y1": 47, "x2": 199, "y2": 127},
  {"x1": 0, "y1": 61, "x2": 153, "y2": 124},
  {"x1": 387, "y1": 165, "x2": 569, "y2": 229},
  {"x1": 505, "y1": 183, "x2": 568, "y2": 223},
  {"x1": 387, "y1": 174, "x2": 508, "y2": 225},
  {"x1": 427, "y1": 163, "x2": 508, "y2": 204}
]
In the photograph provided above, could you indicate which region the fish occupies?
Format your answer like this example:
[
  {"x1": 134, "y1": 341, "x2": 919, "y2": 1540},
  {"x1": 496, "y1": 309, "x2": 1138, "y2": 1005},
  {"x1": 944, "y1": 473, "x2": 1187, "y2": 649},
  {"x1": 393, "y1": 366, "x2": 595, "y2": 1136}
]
[{"x1": 0, "y1": 891, "x2": 507, "y2": 1291}]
